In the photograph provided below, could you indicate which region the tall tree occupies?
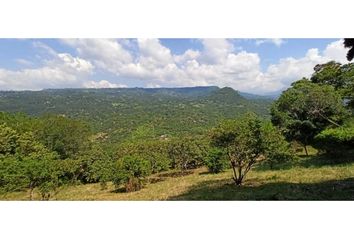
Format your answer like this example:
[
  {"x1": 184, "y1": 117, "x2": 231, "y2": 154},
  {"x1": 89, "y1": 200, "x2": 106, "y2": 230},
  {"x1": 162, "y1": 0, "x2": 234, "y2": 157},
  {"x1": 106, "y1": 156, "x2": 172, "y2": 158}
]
[
  {"x1": 36, "y1": 115, "x2": 91, "y2": 159},
  {"x1": 271, "y1": 79, "x2": 348, "y2": 155},
  {"x1": 311, "y1": 61, "x2": 344, "y2": 90}
]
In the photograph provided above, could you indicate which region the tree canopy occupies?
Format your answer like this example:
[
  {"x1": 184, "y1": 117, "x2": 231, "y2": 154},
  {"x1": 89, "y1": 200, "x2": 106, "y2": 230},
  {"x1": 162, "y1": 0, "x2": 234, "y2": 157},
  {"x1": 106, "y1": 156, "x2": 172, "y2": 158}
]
[{"x1": 271, "y1": 79, "x2": 348, "y2": 154}]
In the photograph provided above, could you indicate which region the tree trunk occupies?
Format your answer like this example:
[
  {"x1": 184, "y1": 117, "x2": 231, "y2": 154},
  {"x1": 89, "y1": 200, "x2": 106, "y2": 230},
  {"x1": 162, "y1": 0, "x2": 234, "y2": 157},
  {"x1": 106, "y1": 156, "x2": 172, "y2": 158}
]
[
  {"x1": 29, "y1": 187, "x2": 34, "y2": 201},
  {"x1": 231, "y1": 165, "x2": 243, "y2": 186},
  {"x1": 304, "y1": 145, "x2": 309, "y2": 156}
]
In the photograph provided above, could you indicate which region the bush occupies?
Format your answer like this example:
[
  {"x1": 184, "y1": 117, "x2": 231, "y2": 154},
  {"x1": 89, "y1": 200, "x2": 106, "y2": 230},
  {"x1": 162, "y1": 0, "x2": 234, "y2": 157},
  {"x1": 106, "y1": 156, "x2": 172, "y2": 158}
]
[
  {"x1": 0, "y1": 123, "x2": 19, "y2": 155},
  {"x1": 168, "y1": 138, "x2": 208, "y2": 170},
  {"x1": 112, "y1": 155, "x2": 152, "y2": 192},
  {"x1": 314, "y1": 127, "x2": 354, "y2": 156},
  {"x1": 260, "y1": 122, "x2": 294, "y2": 169},
  {"x1": 210, "y1": 113, "x2": 293, "y2": 185},
  {"x1": 116, "y1": 140, "x2": 171, "y2": 174},
  {"x1": 204, "y1": 148, "x2": 228, "y2": 173}
]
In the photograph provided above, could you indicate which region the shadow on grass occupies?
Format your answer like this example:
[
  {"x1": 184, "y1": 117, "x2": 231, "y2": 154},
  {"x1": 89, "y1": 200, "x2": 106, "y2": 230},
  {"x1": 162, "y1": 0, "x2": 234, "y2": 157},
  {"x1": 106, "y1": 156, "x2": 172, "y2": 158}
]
[
  {"x1": 255, "y1": 153, "x2": 354, "y2": 172},
  {"x1": 169, "y1": 177, "x2": 354, "y2": 200},
  {"x1": 299, "y1": 154, "x2": 354, "y2": 168},
  {"x1": 157, "y1": 170, "x2": 194, "y2": 178},
  {"x1": 110, "y1": 170, "x2": 195, "y2": 193}
]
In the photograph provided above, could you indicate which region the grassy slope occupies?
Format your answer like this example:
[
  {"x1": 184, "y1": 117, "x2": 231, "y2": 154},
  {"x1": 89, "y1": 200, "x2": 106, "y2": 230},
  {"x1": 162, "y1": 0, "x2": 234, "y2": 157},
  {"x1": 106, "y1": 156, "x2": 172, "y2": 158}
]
[{"x1": 2, "y1": 153, "x2": 354, "y2": 200}]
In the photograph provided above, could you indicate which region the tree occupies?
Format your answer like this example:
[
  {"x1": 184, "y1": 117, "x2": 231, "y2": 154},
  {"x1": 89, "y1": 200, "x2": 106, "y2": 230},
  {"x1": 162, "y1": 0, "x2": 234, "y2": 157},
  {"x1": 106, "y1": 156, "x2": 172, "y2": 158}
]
[
  {"x1": 271, "y1": 79, "x2": 348, "y2": 155},
  {"x1": 22, "y1": 155, "x2": 59, "y2": 200},
  {"x1": 311, "y1": 61, "x2": 344, "y2": 90},
  {"x1": 311, "y1": 61, "x2": 354, "y2": 110},
  {"x1": 260, "y1": 122, "x2": 294, "y2": 169},
  {"x1": 36, "y1": 115, "x2": 91, "y2": 159},
  {"x1": 344, "y1": 38, "x2": 354, "y2": 61},
  {"x1": 340, "y1": 63, "x2": 354, "y2": 109},
  {"x1": 112, "y1": 155, "x2": 151, "y2": 192},
  {"x1": 80, "y1": 145, "x2": 114, "y2": 188},
  {"x1": 0, "y1": 122, "x2": 60, "y2": 199},
  {"x1": 210, "y1": 113, "x2": 292, "y2": 185},
  {"x1": 0, "y1": 123, "x2": 18, "y2": 155},
  {"x1": 116, "y1": 140, "x2": 170, "y2": 173},
  {"x1": 168, "y1": 137, "x2": 208, "y2": 171},
  {"x1": 0, "y1": 148, "x2": 59, "y2": 200}
]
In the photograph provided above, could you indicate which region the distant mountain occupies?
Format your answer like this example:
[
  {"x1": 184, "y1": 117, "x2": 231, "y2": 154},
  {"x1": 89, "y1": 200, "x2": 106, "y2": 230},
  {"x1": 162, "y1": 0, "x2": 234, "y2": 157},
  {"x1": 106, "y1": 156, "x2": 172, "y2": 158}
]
[{"x1": 0, "y1": 86, "x2": 273, "y2": 143}]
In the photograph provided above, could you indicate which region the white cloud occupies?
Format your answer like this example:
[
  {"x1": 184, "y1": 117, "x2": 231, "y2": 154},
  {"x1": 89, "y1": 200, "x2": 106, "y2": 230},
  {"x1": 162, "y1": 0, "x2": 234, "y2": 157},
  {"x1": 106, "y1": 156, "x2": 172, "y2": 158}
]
[
  {"x1": 256, "y1": 38, "x2": 285, "y2": 47},
  {"x1": 0, "y1": 39, "x2": 350, "y2": 94},
  {"x1": 61, "y1": 39, "x2": 133, "y2": 75},
  {"x1": 199, "y1": 38, "x2": 234, "y2": 64},
  {"x1": 262, "y1": 40, "x2": 349, "y2": 92},
  {"x1": 84, "y1": 80, "x2": 126, "y2": 88},
  {"x1": 323, "y1": 40, "x2": 347, "y2": 63},
  {"x1": 137, "y1": 39, "x2": 174, "y2": 67},
  {"x1": 0, "y1": 42, "x2": 95, "y2": 90}
]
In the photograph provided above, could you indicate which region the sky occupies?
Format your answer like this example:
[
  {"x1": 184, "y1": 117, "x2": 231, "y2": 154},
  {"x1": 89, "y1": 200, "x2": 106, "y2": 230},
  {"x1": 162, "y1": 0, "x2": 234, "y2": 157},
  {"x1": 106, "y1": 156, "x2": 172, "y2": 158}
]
[{"x1": 0, "y1": 38, "x2": 350, "y2": 95}]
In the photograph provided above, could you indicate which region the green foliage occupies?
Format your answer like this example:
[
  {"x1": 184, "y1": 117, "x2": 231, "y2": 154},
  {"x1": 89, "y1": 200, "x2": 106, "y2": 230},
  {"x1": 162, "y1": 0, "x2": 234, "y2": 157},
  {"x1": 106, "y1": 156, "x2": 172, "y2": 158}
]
[
  {"x1": 56, "y1": 159, "x2": 83, "y2": 184},
  {"x1": 116, "y1": 140, "x2": 171, "y2": 173},
  {"x1": 168, "y1": 137, "x2": 208, "y2": 170},
  {"x1": 0, "y1": 154, "x2": 59, "y2": 200},
  {"x1": 211, "y1": 113, "x2": 293, "y2": 185},
  {"x1": 260, "y1": 122, "x2": 294, "y2": 169},
  {"x1": 314, "y1": 127, "x2": 354, "y2": 157},
  {"x1": 0, "y1": 155, "x2": 28, "y2": 192},
  {"x1": 76, "y1": 145, "x2": 113, "y2": 184},
  {"x1": 131, "y1": 123, "x2": 156, "y2": 141},
  {"x1": 204, "y1": 147, "x2": 228, "y2": 173},
  {"x1": 311, "y1": 61, "x2": 354, "y2": 109},
  {"x1": 22, "y1": 156, "x2": 59, "y2": 200},
  {"x1": 36, "y1": 115, "x2": 91, "y2": 159},
  {"x1": 0, "y1": 87, "x2": 271, "y2": 144},
  {"x1": 271, "y1": 79, "x2": 348, "y2": 151},
  {"x1": 0, "y1": 121, "x2": 60, "y2": 199},
  {"x1": 0, "y1": 123, "x2": 19, "y2": 155},
  {"x1": 311, "y1": 61, "x2": 344, "y2": 90},
  {"x1": 112, "y1": 155, "x2": 152, "y2": 192}
]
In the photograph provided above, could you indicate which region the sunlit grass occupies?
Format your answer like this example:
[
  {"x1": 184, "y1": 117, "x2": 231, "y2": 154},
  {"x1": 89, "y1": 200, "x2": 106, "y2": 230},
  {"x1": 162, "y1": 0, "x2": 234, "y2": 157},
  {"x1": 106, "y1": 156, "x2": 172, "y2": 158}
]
[{"x1": 1, "y1": 154, "x2": 354, "y2": 200}]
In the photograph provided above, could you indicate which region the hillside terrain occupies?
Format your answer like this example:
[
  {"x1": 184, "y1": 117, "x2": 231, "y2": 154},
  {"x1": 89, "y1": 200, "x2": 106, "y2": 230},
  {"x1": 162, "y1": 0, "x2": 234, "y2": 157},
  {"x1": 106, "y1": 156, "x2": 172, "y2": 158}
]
[
  {"x1": 2, "y1": 152, "x2": 354, "y2": 200},
  {"x1": 0, "y1": 86, "x2": 272, "y2": 143}
]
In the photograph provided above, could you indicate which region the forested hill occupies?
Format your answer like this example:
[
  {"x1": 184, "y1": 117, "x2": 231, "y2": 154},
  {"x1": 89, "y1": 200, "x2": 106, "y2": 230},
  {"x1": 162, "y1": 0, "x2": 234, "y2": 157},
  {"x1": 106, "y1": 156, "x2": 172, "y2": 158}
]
[{"x1": 0, "y1": 86, "x2": 273, "y2": 143}]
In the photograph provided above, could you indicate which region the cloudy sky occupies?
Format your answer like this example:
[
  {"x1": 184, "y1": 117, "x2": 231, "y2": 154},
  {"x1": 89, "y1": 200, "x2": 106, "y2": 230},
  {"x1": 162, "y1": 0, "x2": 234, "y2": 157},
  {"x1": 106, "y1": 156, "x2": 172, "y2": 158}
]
[{"x1": 0, "y1": 38, "x2": 349, "y2": 94}]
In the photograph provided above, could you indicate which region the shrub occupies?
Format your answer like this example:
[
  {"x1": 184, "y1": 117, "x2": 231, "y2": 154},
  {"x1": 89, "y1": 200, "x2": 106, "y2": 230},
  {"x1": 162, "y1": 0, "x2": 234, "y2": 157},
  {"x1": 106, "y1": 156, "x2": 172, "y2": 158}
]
[
  {"x1": 211, "y1": 113, "x2": 293, "y2": 185},
  {"x1": 0, "y1": 123, "x2": 19, "y2": 155},
  {"x1": 314, "y1": 127, "x2": 354, "y2": 157},
  {"x1": 113, "y1": 155, "x2": 152, "y2": 192},
  {"x1": 116, "y1": 140, "x2": 171, "y2": 173},
  {"x1": 204, "y1": 148, "x2": 228, "y2": 173},
  {"x1": 260, "y1": 122, "x2": 294, "y2": 169},
  {"x1": 168, "y1": 138, "x2": 208, "y2": 170}
]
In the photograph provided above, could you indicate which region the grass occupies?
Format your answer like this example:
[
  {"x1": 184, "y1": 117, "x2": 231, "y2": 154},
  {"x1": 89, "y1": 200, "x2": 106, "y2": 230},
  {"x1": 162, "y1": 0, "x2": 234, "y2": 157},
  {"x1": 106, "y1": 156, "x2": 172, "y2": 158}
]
[{"x1": 1, "y1": 153, "x2": 354, "y2": 200}]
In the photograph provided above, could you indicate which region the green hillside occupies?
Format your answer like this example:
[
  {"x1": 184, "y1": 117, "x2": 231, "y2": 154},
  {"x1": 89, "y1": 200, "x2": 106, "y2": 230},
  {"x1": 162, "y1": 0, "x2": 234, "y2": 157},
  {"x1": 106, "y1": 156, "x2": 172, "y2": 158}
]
[{"x1": 0, "y1": 86, "x2": 272, "y2": 143}]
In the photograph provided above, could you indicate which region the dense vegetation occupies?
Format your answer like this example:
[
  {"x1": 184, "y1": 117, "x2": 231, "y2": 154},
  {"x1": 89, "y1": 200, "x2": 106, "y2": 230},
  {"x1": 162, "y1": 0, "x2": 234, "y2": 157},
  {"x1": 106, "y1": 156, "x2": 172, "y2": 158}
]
[
  {"x1": 0, "y1": 86, "x2": 271, "y2": 145},
  {"x1": 0, "y1": 61, "x2": 353, "y2": 200}
]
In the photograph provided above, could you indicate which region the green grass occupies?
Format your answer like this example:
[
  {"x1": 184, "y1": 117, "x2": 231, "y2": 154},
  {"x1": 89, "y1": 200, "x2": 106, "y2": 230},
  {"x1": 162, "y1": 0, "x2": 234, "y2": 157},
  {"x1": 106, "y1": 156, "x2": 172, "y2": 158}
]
[{"x1": 1, "y1": 154, "x2": 354, "y2": 200}]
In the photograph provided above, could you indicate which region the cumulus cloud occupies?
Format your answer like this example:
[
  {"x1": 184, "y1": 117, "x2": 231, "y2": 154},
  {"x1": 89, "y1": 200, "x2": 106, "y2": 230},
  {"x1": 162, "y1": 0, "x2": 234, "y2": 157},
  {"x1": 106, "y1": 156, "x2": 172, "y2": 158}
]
[
  {"x1": 0, "y1": 42, "x2": 95, "y2": 90},
  {"x1": 255, "y1": 38, "x2": 285, "y2": 47},
  {"x1": 262, "y1": 40, "x2": 349, "y2": 92},
  {"x1": 0, "y1": 39, "x2": 349, "y2": 94},
  {"x1": 61, "y1": 39, "x2": 133, "y2": 75}
]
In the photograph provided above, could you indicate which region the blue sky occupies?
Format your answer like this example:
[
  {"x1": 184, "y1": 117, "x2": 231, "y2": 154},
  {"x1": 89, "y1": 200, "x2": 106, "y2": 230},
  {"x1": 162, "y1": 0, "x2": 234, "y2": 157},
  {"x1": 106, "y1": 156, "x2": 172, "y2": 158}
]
[{"x1": 0, "y1": 38, "x2": 349, "y2": 94}]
